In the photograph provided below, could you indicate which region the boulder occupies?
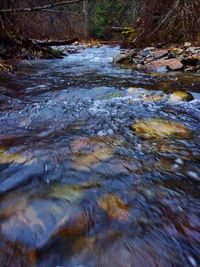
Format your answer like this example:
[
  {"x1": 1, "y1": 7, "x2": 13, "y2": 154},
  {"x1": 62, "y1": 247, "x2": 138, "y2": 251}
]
[
  {"x1": 132, "y1": 118, "x2": 192, "y2": 139},
  {"x1": 113, "y1": 54, "x2": 130, "y2": 64},
  {"x1": 153, "y1": 49, "x2": 169, "y2": 59},
  {"x1": 169, "y1": 91, "x2": 194, "y2": 102},
  {"x1": 145, "y1": 59, "x2": 183, "y2": 71},
  {"x1": 113, "y1": 50, "x2": 136, "y2": 64},
  {"x1": 167, "y1": 59, "x2": 184, "y2": 71},
  {"x1": 140, "y1": 47, "x2": 155, "y2": 57}
]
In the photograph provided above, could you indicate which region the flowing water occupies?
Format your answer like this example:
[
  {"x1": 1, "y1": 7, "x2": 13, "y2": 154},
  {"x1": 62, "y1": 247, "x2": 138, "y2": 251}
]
[{"x1": 0, "y1": 45, "x2": 200, "y2": 267}]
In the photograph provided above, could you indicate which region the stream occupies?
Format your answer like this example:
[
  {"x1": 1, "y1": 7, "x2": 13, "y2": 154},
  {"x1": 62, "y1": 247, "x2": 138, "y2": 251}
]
[{"x1": 0, "y1": 45, "x2": 200, "y2": 267}]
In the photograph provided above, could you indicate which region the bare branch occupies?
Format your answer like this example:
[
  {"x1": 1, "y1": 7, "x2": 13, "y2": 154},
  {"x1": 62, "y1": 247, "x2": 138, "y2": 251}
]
[{"x1": 0, "y1": 0, "x2": 83, "y2": 13}]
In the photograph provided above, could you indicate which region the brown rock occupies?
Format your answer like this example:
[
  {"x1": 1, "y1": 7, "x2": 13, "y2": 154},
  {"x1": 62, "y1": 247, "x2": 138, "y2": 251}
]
[
  {"x1": 145, "y1": 59, "x2": 183, "y2": 71},
  {"x1": 153, "y1": 49, "x2": 169, "y2": 59},
  {"x1": 167, "y1": 59, "x2": 184, "y2": 71}
]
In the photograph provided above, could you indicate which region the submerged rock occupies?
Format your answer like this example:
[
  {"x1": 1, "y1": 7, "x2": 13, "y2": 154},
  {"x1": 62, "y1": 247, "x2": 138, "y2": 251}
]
[
  {"x1": 0, "y1": 184, "x2": 88, "y2": 248},
  {"x1": 132, "y1": 118, "x2": 192, "y2": 139},
  {"x1": 0, "y1": 147, "x2": 28, "y2": 164},
  {"x1": 128, "y1": 87, "x2": 165, "y2": 102},
  {"x1": 127, "y1": 87, "x2": 148, "y2": 97},
  {"x1": 98, "y1": 193, "x2": 130, "y2": 221},
  {"x1": 142, "y1": 94, "x2": 164, "y2": 102},
  {"x1": 71, "y1": 136, "x2": 116, "y2": 171},
  {"x1": 73, "y1": 147, "x2": 113, "y2": 171},
  {"x1": 169, "y1": 91, "x2": 194, "y2": 102}
]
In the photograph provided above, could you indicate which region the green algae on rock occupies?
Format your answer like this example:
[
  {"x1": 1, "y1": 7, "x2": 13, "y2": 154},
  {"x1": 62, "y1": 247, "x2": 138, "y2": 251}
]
[
  {"x1": 132, "y1": 118, "x2": 192, "y2": 139},
  {"x1": 169, "y1": 91, "x2": 194, "y2": 102}
]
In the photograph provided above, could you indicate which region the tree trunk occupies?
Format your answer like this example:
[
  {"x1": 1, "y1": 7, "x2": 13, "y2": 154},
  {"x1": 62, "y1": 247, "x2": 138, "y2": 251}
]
[{"x1": 83, "y1": 0, "x2": 89, "y2": 40}]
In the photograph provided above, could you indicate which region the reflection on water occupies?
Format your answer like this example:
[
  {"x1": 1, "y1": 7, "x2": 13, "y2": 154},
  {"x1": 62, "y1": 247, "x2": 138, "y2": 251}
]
[{"x1": 0, "y1": 45, "x2": 200, "y2": 267}]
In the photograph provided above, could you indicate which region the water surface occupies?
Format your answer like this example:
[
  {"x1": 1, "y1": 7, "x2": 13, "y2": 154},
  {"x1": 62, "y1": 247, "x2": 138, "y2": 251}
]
[{"x1": 0, "y1": 45, "x2": 200, "y2": 267}]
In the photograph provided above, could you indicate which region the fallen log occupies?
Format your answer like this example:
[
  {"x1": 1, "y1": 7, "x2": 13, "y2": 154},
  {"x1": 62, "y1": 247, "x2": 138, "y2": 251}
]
[
  {"x1": 100, "y1": 40, "x2": 121, "y2": 45},
  {"x1": 33, "y1": 38, "x2": 78, "y2": 47}
]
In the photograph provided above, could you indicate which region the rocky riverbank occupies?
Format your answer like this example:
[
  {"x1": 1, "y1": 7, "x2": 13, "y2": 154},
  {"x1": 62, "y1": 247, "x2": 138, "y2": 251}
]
[{"x1": 114, "y1": 42, "x2": 200, "y2": 73}]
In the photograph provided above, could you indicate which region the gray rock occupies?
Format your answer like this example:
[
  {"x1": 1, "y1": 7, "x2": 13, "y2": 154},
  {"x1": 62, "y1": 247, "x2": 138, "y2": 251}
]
[{"x1": 113, "y1": 50, "x2": 136, "y2": 64}]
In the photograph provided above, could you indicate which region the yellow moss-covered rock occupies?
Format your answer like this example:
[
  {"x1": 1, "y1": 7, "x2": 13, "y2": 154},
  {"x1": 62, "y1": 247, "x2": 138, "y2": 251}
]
[
  {"x1": 71, "y1": 137, "x2": 117, "y2": 171},
  {"x1": 170, "y1": 48, "x2": 183, "y2": 56},
  {"x1": 48, "y1": 184, "x2": 83, "y2": 202},
  {"x1": 73, "y1": 147, "x2": 113, "y2": 171},
  {"x1": 0, "y1": 146, "x2": 28, "y2": 164},
  {"x1": 169, "y1": 91, "x2": 194, "y2": 102},
  {"x1": 133, "y1": 118, "x2": 192, "y2": 139}
]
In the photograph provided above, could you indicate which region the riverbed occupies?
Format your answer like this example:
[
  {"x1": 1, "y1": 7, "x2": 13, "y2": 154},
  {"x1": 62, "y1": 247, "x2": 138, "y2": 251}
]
[{"x1": 0, "y1": 45, "x2": 200, "y2": 267}]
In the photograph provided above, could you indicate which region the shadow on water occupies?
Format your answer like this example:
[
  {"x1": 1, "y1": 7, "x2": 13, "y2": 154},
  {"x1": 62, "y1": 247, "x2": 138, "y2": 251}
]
[{"x1": 0, "y1": 45, "x2": 200, "y2": 267}]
